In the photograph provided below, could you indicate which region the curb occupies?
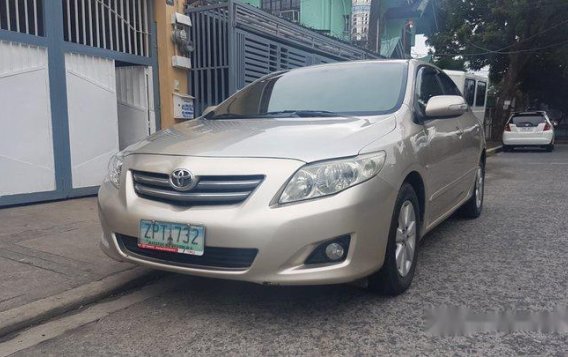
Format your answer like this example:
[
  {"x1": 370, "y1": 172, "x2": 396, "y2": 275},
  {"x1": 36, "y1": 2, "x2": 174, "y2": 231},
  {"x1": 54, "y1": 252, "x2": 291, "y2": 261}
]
[
  {"x1": 487, "y1": 145, "x2": 503, "y2": 156},
  {"x1": 0, "y1": 267, "x2": 159, "y2": 338}
]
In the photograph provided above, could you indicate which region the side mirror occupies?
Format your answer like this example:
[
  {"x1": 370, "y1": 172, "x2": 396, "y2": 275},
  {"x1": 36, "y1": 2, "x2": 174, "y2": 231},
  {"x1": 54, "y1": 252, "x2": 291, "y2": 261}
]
[
  {"x1": 425, "y1": 95, "x2": 468, "y2": 118},
  {"x1": 202, "y1": 105, "x2": 218, "y2": 117},
  {"x1": 552, "y1": 121, "x2": 559, "y2": 127}
]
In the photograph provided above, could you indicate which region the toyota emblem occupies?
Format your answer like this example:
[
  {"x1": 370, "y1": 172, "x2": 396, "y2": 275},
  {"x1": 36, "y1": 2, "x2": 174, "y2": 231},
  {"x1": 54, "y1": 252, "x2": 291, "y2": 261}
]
[{"x1": 169, "y1": 168, "x2": 196, "y2": 191}]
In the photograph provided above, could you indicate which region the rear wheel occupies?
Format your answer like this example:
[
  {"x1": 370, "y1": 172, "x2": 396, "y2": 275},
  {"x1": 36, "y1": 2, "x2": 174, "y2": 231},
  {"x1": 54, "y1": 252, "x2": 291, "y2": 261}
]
[
  {"x1": 459, "y1": 162, "x2": 485, "y2": 219},
  {"x1": 368, "y1": 183, "x2": 419, "y2": 295},
  {"x1": 503, "y1": 145, "x2": 512, "y2": 152}
]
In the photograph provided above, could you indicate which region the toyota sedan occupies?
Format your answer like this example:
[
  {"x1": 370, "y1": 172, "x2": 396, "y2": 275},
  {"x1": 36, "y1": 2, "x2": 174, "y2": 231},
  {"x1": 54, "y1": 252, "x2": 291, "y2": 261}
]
[{"x1": 98, "y1": 60, "x2": 486, "y2": 295}]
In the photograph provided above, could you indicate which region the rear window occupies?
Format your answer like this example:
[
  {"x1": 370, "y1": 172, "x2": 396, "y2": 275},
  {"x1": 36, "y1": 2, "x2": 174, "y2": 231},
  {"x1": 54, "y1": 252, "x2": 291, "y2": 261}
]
[{"x1": 510, "y1": 115, "x2": 545, "y2": 126}]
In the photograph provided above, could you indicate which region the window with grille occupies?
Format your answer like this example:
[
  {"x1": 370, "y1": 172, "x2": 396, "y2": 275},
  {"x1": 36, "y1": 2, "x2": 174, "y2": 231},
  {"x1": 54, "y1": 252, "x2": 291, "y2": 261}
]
[
  {"x1": 62, "y1": 0, "x2": 151, "y2": 57},
  {"x1": 0, "y1": 0, "x2": 44, "y2": 36}
]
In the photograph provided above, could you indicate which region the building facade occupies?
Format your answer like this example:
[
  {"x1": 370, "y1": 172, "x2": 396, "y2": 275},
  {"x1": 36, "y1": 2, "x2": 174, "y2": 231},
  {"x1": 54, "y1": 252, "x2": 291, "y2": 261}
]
[
  {"x1": 0, "y1": 0, "x2": 192, "y2": 207},
  {"x1": 243, "y1": 0, "x2": 352, "y2": 40},
  {"x1": 1, "y1": 0, "x2": 379, "y2": 207},
  {"x1": 351, "y1": 0, "x2": 372, "y2": 46},
  {"x1": 242, "y1": 0, "x2": 434, "y2": 58},
  {"x1": 351, "y1": 0, "x2": 433, "y2": 58}
]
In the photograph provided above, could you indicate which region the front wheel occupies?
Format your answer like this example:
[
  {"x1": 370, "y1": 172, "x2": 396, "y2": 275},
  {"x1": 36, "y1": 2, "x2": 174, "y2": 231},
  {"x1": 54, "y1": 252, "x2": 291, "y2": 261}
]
[
  {"x1": 368, "y1": 183, "x2": 420, "y2": 295},
  {"x1": 459, "y1": 163, "x2": 485, "y2": 219}
]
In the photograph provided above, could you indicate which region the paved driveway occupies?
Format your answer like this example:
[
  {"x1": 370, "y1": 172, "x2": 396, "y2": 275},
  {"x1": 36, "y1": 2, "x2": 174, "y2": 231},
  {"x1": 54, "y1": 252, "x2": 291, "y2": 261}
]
[{"x1": 18, "y1": 146, "x2": 568, "y2": 356}]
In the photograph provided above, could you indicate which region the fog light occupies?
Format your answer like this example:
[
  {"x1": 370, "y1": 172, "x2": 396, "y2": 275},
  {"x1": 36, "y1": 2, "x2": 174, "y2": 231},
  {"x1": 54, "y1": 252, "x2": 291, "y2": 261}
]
[
  {"x1": 305, "y1": 235, "x2": 350, "y2": 265},
  {"x1": 325, "y1": 242, "x2": 345, "y2": 261}
]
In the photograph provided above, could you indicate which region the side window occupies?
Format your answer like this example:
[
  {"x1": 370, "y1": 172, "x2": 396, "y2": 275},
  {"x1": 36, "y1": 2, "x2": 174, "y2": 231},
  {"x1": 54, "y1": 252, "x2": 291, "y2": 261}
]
[
  {"x1": 476, "y1": 81, "x2": 487, "y2": 107},
  {"x1": 464, "y1": 79, "x2": 476, "y2": 106},
  {"x1": 438, "y1": 72, "x2": 462, "y2": 96},
  {"x1": 415, "y1": 67, "x2": 444, "y2": 111}
]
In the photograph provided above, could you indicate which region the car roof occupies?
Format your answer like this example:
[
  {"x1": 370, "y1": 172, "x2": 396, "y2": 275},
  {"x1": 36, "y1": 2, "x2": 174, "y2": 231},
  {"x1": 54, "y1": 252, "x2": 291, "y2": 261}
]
[{"x1": 512, "y1": 111, "x2": 547, "y2": 116}]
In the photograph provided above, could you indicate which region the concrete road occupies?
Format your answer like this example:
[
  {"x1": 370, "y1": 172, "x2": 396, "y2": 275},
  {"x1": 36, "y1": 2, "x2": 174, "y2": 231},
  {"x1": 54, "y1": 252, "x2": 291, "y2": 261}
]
[{"x1": 12, "y1": 146, "x2": 568, "y2": 356}]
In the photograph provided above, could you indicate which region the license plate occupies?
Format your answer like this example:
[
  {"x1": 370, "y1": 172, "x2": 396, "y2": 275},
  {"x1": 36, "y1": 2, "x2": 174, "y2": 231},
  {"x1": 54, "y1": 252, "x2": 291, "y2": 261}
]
[
  {"x1": 521, "y1": 127, "x2": 534, "y2": 132},
  {"x1": 138, "y1": 220, "x2": 205, "y2": 256}
]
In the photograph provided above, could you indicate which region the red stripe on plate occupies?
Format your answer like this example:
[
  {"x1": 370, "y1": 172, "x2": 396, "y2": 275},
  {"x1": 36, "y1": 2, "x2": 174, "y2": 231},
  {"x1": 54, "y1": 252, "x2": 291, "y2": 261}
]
[{"x1": 138, "y1": 243, "x2": 178, "y2": 253}]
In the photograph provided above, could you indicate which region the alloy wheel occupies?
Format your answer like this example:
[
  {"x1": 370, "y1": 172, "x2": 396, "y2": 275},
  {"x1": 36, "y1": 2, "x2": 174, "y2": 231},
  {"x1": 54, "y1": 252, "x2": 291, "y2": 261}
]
[
  {"x1": 475, "y1": 166, "x2": 484, "y2": 209},
  {"x1": 395, "y1": 200, "x2": 416, "y2": 277}
]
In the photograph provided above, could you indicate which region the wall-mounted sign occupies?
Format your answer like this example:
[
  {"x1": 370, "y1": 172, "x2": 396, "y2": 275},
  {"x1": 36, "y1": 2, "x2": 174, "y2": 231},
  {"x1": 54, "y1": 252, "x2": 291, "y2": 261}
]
[{"x1": 173, "y1": 93, "x2": 195, "y2": 120}]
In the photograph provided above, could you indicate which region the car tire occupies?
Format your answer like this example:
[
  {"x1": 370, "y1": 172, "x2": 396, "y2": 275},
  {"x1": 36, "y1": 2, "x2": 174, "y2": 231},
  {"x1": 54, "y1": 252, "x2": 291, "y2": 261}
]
[
  {"x1": 458, "y1": 161, "x2": 485, "y2": 219},
  {"x1": 503, "y1": 145, "x2": 512, "y2": 152},
  {"x1": 367, "y1": 183, "x2": 420, "y2": 296},
  {"x1": 546, "y1": 144, "x2": 554, "y2": 152}
]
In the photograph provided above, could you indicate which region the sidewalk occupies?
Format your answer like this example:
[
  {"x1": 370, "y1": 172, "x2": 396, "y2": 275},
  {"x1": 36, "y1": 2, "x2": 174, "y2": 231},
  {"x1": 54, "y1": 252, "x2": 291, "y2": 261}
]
[{"x1": 0, "y1": 197, "x2": 153, "y2": 335}]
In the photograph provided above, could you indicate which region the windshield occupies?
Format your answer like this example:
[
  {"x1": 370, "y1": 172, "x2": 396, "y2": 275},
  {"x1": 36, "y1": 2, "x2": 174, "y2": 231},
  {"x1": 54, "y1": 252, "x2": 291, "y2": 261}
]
[
  {"x1": 206, "y1": 62, "x2": 407, "y2": 119},
  {"x1": 510, "y1": 115, "x2": 546, "y2": 127}
]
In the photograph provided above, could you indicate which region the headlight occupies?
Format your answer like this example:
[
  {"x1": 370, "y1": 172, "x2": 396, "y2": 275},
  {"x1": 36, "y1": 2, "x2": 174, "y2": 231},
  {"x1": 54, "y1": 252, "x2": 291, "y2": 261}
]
[
  {"x1": 107, "y1": 152, "x2": 125, "y2": 188},
  {"x1": 278, "y1": 152, "x2": 386, "y2": 204}
]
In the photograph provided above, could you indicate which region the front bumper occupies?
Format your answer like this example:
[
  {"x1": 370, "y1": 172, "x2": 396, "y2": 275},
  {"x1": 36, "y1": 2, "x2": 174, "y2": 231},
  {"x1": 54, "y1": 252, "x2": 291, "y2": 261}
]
[{"x1": 98, "y1": 154, "x2": 397, "y2": 285}]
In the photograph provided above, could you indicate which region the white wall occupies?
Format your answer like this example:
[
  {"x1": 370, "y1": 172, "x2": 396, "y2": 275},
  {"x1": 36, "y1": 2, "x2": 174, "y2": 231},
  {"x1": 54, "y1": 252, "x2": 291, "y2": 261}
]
[{"x1": 0, "y1": 40, "x2": 56, "y2": 196}]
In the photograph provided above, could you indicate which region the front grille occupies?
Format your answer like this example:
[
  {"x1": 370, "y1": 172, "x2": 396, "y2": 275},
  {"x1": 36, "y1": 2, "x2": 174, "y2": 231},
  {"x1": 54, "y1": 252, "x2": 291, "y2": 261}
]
[
  {"x1": 116, "y1": 234, "x2": 258, "y2": 270},
  {"x1": 132, "y1": 170, "x2": 264, "y2": 206}
]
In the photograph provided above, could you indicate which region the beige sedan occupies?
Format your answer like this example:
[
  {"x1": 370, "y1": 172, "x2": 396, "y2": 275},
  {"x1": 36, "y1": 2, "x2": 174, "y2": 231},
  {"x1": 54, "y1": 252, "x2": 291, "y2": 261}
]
[{"x1": 98, "y1": 60, "x2": 486, "y2": 295}]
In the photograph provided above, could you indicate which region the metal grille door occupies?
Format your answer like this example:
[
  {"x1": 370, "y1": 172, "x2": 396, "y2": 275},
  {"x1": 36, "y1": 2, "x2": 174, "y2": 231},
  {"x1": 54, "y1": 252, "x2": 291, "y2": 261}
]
[{"x1": 62, "y1": 0, "x2": 150, "y2": 57}]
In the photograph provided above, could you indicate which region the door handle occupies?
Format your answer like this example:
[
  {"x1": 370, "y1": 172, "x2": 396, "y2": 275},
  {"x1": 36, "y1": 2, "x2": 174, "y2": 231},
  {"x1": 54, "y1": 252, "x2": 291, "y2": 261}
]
[{"x1": 456, "y1": 127, "x2": 464, "y2": 138}]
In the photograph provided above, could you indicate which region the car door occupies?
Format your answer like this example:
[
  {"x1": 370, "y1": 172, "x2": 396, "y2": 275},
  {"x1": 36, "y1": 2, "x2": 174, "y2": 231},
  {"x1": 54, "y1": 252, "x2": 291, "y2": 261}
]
[
  {"x1": 415, "y1": 66, "x2": 467, "y2": 224},
  {"x1": 438, "y1": 71, "x2": 482, "y2": 196}
]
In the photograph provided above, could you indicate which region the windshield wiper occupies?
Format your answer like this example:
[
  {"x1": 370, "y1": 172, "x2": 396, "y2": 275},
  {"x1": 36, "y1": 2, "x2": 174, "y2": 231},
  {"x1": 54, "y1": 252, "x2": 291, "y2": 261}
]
[
  {"x1": 264, "y1": 110, "x2": 340, "y2": 117},
  {"x1": 207, "y1": 110, "x2": 348, "y2": 119}
]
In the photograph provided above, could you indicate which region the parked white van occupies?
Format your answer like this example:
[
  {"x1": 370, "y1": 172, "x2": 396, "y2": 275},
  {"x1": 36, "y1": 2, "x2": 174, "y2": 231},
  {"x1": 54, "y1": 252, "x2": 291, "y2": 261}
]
[{"x1": 444, "y1": 70, "x2": 488, "y2": 123}]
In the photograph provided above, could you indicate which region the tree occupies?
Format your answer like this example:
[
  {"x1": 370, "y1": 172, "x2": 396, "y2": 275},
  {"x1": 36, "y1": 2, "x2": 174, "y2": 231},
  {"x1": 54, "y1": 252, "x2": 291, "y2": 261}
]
[
  {"x1": 433, "y1": 57, "x2": 466, "y2": 71},
  {"x1": 426, "y1": 0, "x2": 568, "y2": 139}
]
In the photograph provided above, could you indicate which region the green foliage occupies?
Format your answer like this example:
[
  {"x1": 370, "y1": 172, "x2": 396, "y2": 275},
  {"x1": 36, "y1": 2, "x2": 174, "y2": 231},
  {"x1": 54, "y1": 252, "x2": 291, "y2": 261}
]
[
  {"x1": 426, "y1": 0, "x2": 568, "y2": 115},
  {"x1": 432, "y1": 56, "x2": 466, "y2": 71}
]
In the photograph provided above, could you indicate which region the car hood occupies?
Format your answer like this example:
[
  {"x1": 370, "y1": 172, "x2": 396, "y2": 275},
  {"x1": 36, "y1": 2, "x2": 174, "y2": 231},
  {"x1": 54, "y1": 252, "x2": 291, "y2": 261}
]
[{"x1": 127, "y1": 115, "x2": 396, "y2": 163}]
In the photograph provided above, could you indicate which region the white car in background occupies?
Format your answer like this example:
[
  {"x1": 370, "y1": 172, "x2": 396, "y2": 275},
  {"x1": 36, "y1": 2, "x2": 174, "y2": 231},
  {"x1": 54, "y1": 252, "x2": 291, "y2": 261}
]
[{"x1": 503, "y1": 111, "x2": 555, "y2": 152}]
